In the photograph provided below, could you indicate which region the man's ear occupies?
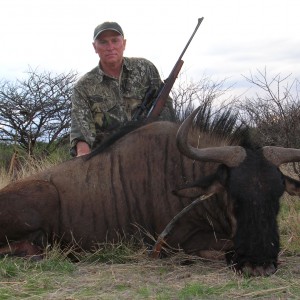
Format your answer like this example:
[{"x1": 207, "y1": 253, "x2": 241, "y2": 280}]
[{"x1": 92, "y1": 42, "x2": 97, "y2": 53}]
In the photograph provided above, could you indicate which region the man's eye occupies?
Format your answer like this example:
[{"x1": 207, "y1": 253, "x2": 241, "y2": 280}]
[{"x1": 99, "y1": 40, "x2": 107, "y2": 45}]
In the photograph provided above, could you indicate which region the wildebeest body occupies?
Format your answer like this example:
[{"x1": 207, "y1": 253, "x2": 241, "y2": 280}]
[
  {"x1": 0, "y1": 122, "x2": 232, "y2": 252},
  {"x1": 0, "y1": 180, "x2": 60, "y2": 244},
  {"x1": 1, "y1": 111, "x2": 300, "y2": 276}
]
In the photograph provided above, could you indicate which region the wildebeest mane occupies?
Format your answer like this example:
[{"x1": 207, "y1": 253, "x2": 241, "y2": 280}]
[
  {"x1": 192, "y1": 102, "x2": 251, "y2": 148},
  {"x1": 86, "y1": 120, "x2": 147, "y2": 160}
]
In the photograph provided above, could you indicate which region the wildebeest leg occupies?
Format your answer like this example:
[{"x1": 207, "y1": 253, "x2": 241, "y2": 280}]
[
  {"x1": 0, "y1": 229, "x2": 48, "y2": 259},
  {"x1": 151, "y1": 193, "x2": 214, "y2": 258},
  {"x1": 180, "y1": 231, "x2": 233, "y2": 258},
  {"x1": 0, "y1": 180, "x2": 60, "y2": 257},
  {"x1": 0, "y1": 241, "x2": 43, "y2": 260},
  {"x1": 154, "y1": 215, "x2": 233, "y2": 261}
]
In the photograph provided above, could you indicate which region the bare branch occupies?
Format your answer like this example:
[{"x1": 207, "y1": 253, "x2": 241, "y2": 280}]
[{"x1": 0, "y1": 68, "x2": 77, "y2": 155}]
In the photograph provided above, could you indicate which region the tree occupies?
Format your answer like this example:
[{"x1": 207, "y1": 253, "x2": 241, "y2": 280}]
[
  {"x1": 171, "y1": 74, "x2": 238, "y2": 122},
  {"x1": 0, "y1": 68, "x2": 77, "y2": 156},
  {"x1": 237, "y1": 68, "x2": 300, "y2": 177},
  {"x1": 238, "y1": 68, "x2": 300, "y2": 148}
]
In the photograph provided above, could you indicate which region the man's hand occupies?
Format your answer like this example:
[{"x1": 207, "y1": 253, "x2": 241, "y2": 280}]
[{"x1": 76, "y1": 141, "x2": 91, "y2": 156}]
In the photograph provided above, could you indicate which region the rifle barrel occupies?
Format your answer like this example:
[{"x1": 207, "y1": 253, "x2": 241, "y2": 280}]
[
  {"x1": 177, "y1": 17, "x2": 204, "y2": 63},
  {"x1": 146, "y1": 17, "x2": 204, "y2": 119}
]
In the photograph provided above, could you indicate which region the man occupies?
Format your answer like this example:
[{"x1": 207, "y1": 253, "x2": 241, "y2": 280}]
[{"x1": 70, "y1": 21, "x2": 175, "y2": 157}]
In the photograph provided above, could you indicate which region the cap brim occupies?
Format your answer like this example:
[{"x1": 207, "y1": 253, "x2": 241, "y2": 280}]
[{"x1": 94, "y1": 28, "x2": 123, "y2": 40}]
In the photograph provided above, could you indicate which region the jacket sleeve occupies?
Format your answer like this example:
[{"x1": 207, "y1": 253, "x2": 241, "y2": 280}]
[{"x1": 70, "y1": 85, "x2": 96, "y2": 148}]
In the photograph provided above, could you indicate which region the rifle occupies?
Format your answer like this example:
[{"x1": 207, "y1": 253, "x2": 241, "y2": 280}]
[{"x1": 132, "y1": 17, "x2": 204, "y2": 121}]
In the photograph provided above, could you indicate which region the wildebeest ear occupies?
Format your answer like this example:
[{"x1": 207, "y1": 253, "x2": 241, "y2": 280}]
[
  {"x1": 284, "y1": 175, "x2": 300, "y2": 196},
  {"x1": 172, "y1": 169, "x2": 227, "y2": 198}
]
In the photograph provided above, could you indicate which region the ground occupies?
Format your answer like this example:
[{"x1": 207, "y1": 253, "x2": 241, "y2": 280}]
[{"x1": 1, "y1": 252, "x2": 300, "y2": 299}]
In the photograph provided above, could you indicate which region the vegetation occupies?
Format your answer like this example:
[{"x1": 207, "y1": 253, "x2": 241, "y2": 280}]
[
  {"x1": 238, "y1": 68, "x2": 300, "y2": 149},
  {"x1": 0, "y1": 67, "x2": 300, "y2": 298},
  {"x1": 0, "y1": 68, "x2": 77, "y2": 156}
]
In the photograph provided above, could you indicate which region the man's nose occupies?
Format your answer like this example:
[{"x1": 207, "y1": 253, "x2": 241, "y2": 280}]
[{"x1": 106, "y1": 41, "x2": 115, "y2": 50}]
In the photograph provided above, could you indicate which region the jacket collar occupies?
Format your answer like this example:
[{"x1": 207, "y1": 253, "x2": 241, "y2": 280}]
[{"x1": 96, "y1": 57, "x2": 132, "y2": 81}]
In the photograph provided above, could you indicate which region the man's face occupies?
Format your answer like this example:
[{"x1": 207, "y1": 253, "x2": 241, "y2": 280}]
[{"x1": 93, "y1": 30, "x2": 126, "y2": 66}]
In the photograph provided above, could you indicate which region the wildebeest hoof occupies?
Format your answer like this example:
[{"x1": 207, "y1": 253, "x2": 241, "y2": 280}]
[{"x1": 242, "y1": 262, "x2": 277, "y2": 277}]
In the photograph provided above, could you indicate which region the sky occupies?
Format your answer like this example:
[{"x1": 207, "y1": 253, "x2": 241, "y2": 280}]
[{"x1": 1, "y1": 0, "x2": 299, "y2": 99}]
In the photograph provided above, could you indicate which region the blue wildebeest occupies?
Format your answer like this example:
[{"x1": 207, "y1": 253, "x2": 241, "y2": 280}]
[{"x1": 1, "y1": 107, "x2": 300, "y2": 276}]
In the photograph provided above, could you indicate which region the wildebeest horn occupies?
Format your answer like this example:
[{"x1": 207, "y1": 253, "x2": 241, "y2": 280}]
[
  {"x1": 176, "y1": 107, "x2": 246, "y2": 167},
  {"x1": 263, "y1": 146, "x2": 300, "y2": 167}
]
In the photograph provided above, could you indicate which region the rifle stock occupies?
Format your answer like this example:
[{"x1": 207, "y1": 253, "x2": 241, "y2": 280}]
[{"x1": 147, "y1": 60, "x2": 184, "y2": 118}]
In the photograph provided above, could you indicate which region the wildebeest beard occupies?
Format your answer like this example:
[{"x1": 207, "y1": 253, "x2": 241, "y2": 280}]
[{"x1": 224, "y1": 150, "x2": 283, "y2": 275}]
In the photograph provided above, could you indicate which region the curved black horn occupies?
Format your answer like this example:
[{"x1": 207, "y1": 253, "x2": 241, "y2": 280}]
[
  {"x1": 263, "y1": 146, "x2": 300, "y2": 167},
  {"x1": 176, "y1": 107, "x2": 246, "y2": 167}
]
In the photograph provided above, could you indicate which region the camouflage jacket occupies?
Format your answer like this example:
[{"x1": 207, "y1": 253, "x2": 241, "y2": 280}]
[{"x1": 70, "y1": 57, "x2": 175, "y2": 151}]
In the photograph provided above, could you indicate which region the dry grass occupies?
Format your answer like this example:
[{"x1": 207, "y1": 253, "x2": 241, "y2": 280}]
[
  {"x1": 279, "y1": 194, "x2": 300, "y2": 256},
  {"x1": 0, "y1": 167, "x2": 11, "y2": 189},
  {"x1": 5, "y1": 153, "x2": 66, "y2": 185}
]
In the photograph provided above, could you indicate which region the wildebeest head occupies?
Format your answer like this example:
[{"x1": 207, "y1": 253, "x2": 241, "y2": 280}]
[{"x1": 175, "y1": 107, "x2": 300, "y2": 276}]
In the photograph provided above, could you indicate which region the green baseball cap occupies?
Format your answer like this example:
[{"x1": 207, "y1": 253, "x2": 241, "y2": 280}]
[{"x1": 93, "y1": 22, "x2": 124, "y2": 40}]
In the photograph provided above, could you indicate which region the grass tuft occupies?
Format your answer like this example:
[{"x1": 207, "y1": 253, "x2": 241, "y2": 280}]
[
  {"x1": 76, "y1": 238, "x2": 146, "y2": 264},
  {"x1": 278, "y1": 193, "x2": 300, "y2": 255}
]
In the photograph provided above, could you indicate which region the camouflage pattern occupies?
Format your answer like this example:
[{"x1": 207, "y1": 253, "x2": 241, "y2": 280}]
[{"x1": 70, "y1": 57, "x2": 175, "y2": 150}]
